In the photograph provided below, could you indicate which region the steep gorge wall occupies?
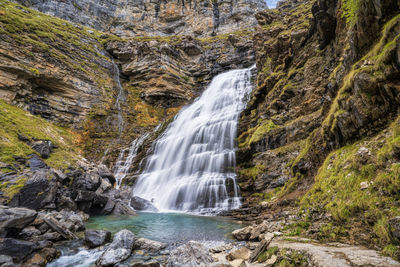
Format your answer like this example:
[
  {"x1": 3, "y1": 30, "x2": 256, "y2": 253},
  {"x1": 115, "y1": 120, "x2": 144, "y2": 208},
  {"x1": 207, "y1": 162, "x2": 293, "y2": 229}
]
[
  {"x1": 0, "y1": 0, "x2": 262, "y2": 186},
  {"x1": 236, "y1": 0, "x2": 400, "y2": 253}
]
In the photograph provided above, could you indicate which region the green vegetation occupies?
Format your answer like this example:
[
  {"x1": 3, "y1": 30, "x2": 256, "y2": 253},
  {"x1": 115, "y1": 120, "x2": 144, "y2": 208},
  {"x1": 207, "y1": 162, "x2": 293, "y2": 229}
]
[
  {"x1": 0, "y1": 177, "x2": 27, "y2": 199},
  {"x1": 0, "y1": 99, "x2": 79, "y2": 168},
  {"x1": 238, "y1": 164, "x2": 266, "y2": 181},
  {"x1": 301, "y1": 117, "x2": 400, "y2": 248},
  {"x1": 238, "y1": 120, "x2": 278, "y2": 148},
  {"x1": 0, "y1": 0, "x2": 119, "y2": 81},
  {"x1": 342, "y1": 0, "x2": 361, "y2": 26},
  {"x1": 257, "y1": 246, "x2": 278, "y2": 262}
]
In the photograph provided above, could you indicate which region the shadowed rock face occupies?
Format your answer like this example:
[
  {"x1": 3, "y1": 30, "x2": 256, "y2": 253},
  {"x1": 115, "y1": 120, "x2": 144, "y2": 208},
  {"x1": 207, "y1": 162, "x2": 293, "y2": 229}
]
[{"x1": 14, "y1": 0, "x2": 267, "y2": 37}]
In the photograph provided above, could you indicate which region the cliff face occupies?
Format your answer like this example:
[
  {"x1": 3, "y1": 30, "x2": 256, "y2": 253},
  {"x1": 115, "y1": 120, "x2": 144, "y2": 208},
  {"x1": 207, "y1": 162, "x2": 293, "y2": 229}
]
[
  {"x1": 14, "y1": 0, "x2": 267, "y2": 37},
  {"x1": 0, "y1": 0, "x2": 262, "y2": 205},
  {"x1": 236, "y1": 0, "x2": 400, "y2": 253}
]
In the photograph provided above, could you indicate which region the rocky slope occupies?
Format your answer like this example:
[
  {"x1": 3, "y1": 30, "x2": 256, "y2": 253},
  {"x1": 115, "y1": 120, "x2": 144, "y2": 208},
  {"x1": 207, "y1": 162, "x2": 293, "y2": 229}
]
[{"x1": 234, "y1": 0, "x2": 400, "y2": 258}]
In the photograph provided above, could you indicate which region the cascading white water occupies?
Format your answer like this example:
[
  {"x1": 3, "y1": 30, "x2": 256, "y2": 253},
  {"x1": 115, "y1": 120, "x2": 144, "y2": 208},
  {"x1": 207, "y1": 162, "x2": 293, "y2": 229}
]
[
  {"x1": 133, "y1": 66, "x2": 255, "y2": 213},
  {"x1": 112, "y1": 61, "x2": 125, "y2": 136},
  {"x1": 114, "y1": 133, "x2": 150, "y2": 189}
]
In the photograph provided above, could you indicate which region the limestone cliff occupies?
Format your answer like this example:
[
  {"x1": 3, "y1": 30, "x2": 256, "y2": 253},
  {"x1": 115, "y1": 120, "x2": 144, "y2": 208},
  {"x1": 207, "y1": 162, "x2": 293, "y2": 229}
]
[
  {"x1": 14, "y1": 0, "x2": 267, "y2": 37},
  {"x1": 235, "y1": 0, "x2": 400, "y2": 256}
]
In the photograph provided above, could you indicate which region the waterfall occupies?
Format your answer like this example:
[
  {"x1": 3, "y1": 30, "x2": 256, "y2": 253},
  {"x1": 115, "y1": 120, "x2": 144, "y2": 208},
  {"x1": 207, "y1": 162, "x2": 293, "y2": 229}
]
[
  {"x1": 114, "y1": 133, "x2": 150, "y2": 189},
  {"x1": 133, "y1": 66, "x2": 255, "y2": 213},
  {"x1": 112, "y1": 61, "x2": 125, "y2": 136}
]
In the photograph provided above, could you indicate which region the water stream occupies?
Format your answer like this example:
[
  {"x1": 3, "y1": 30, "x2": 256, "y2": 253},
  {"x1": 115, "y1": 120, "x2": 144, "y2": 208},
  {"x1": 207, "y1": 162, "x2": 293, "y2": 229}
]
[
  {"x1": 113, "y1": 133, "x2": 150, "y2": 189},
  {"x1": 133, "y1": 67, "x2": 254, "y2": 213},
  {"x1": 112, "y1": 61, "x2": 125, "y2": 136}
]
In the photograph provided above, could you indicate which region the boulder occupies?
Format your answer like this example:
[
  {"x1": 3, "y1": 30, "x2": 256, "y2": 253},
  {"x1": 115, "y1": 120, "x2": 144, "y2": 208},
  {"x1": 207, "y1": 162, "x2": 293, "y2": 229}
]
[
  {"x1": 134, "y1": 238, "x2": 167, "y2": 252},
  {"x1": 0, "y1": 206, "x2": 37, "y2": 237},
  {"x1": 226, "y1": 247, "x2": 250, "y2": 261},
  {"x1": 249, "y1": 221, "x2": 269, "y2": 240},
  {"x1": 232, "y1": 226, "x2": 253, "y2": 241},
  {"x1": 131, "y1": 196, "x2": 158, "y2": 212},
  {"x1": 31, "y1": 140, "x2": 53, "y2": 159},
  {"x1": 209, "y1": 243, "x2": 232, "y2": 253},
  {"x1": 28, "y1": 154, "x2": 47, "y2": 171},
  {"x1": 97, "y1": 164, "x2": 116, "y2": 185},
  {"x1": 10, "y1": 171, "x2": 58, "y2": 210},
  {"x1": 166, "y1": 241, "x2": 214, "y2": 267},
  {"x1": 0, "y1": 255, "x2": 14, "y2": 267},
  {"x1": 112, "y1": 201, "x2": 137, "y2": 216},
  {"x1": 84, "y1": 229, "x2": 111, "y2": 248},
  {"x1": 96, "y1": 229, "x2": 136, "y2": 266},
  {"x1": 22, "y1": 253, "x2": 46, "y2": 267},
  {"x1": 43, "y1": 215, "x2": 77, "y2": 240},
  {"x1": 19, "y1": 226, "x2": 41, "y2": 240},
  {"x1": 0, "y1": 238, "x2": 36, "y2": 261}
]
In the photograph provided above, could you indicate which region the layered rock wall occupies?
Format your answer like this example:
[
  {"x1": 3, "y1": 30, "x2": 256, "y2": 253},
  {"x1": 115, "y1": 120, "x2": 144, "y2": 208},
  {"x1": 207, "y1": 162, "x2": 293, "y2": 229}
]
[{"x1": 14, "y1": 0, "x2": 267, "y2": 37}]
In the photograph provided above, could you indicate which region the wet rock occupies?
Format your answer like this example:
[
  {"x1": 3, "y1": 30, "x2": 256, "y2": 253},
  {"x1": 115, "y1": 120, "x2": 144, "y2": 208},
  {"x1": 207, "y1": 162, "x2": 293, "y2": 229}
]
[
  {"x1": 97, "y1": 164, "x2": 116, "y2": 185},
  {"x1": 226, "y1": 247, "x2": 250, "y2": 261},
  {"x1": 22, "y1": 253, "x2": 46, "y2": 267},
  {"x1": 39, "y1": 247, "x2": 60, "y2": 262},
  {"x1": 28, "y1": 154, "x2": 47, "y2": 171},
  {"x1": 112, "y1": 201, "x2": 137, "y2": 216},
  {"x1": 209, "y1": 243, "x2": 233, "y2": 253},
  {"x1": 232, "y1": 226, "x2": 253, "y2": 241},
  {"x1": 19, "y1": 226, "x2": 41, "y2": 240},
  {"x1": 167, "y1": 241, "x2": 214, "y2": 267},
  {"x1": 134, "y1": 238, "x2": 167, "y2": 252},
  {"x1": 96, "y1": 229, "x2": 136, "y2": 266},
  {"x1": 31, "y1": 140, "x2": 53, "y2": 159},
  {"x1": 84, "y1": 229, "x2": 111, "y2": 248},
  {"x1": 131, "y1": 196, "x2": 158, "y2": 212},
  {"x1": 0, "y1": 255, "x2": 13, "y2": 267},
  {"x1": 40, "y1": 232, "x2": 61, "y2": 242},
  {"x1": 56, "y1": 196, "x2": 78, "y2": 211},
  {"x1": 0, "y1": 206, "x2": 37, "y2": 237},
  {"x1": 43, "y1": 215, "x2": 77, "y2": 240},
  {"x1": 0, "y1": 238, "x2": 36, "y2": 261}
]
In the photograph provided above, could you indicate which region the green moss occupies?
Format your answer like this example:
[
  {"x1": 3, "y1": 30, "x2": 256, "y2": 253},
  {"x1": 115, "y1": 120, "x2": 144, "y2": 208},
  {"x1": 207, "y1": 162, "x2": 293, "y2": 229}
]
[
  {"x1": 0, "y1": 99, "x2": 79, "y2": 168},
  {"x1": 238, "y1": 164, "x2": 266, "y2": 180},
  {"x1": 238, "y1": 120, "x2": 278, "y2": 148},
  {"x1": 0, "y1": 178, "x2": 27, "y2": 199},
  {"x1": 342, "y1": 0, "x2": 361, "y2": 26},
  {"x1": 301, "y1": 117, "x2": 400, "y2": 247}
]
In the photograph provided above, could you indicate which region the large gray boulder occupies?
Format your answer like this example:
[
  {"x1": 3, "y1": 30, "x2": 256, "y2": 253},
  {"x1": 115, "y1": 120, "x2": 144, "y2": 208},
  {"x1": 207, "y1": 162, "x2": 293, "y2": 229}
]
[
  {"x1": 134, "y1": 238, "x2": 167, "y2": 252},
  {"x1": 96, "y1": 229, "x2": 136, "y2": 266},
  {"x1": 0, "y1": 206, "x2": 37, "y2": 237},
  {"x1": 0, "y1": 238, "x2": 36, "y2": 261},
  {"x1": 84, "y1": 229, "x2": 111, "y2": 248},
  {"x1": 232, "y1": 226, "x2": 253, "y2": 241},
  {"x1": 166, "y1": 241, "x2": 214, "y2": 267},
  {"x1": 131, "y1": 196, "x2": 158, "y2": 212},
  {"x1": 9, "y1": 171, "x2": 58, "y2": 210}
]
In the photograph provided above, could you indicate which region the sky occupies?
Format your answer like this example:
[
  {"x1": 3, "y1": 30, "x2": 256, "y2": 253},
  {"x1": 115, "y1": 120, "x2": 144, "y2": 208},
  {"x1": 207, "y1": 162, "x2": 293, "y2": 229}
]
[{"x1": 265, "y1": 0, "x2": 279, "y2": 8}]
